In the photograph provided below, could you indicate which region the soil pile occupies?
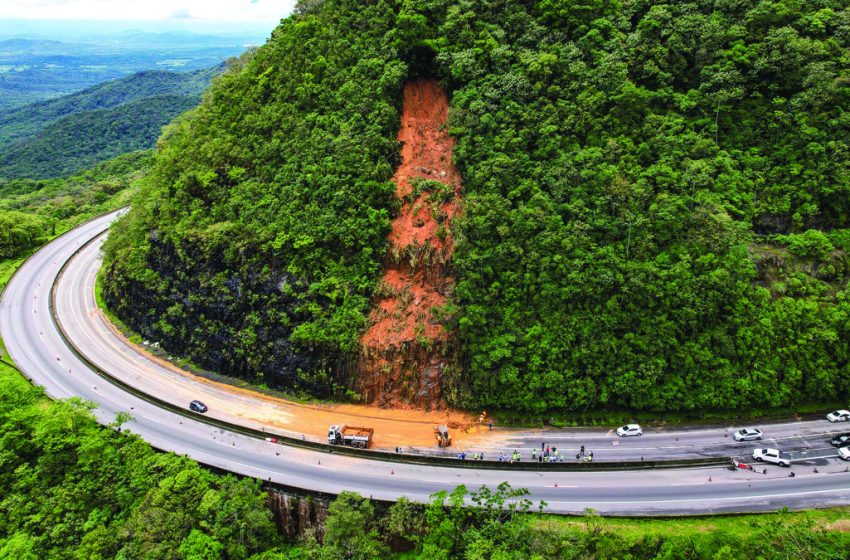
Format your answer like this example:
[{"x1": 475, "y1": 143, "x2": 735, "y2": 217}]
[{"x1": 357, "y1": 78, "x2": 462, "y2": 409}]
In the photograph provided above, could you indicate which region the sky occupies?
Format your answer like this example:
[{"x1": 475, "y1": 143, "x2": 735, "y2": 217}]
[{"x1": 0, "y1": 0, "x2": 297, "y2": 23}]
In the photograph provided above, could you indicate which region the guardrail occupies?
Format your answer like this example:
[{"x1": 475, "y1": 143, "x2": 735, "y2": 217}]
[{"x1": 39, "y1": 217, "x2": 731, "y2": 472}]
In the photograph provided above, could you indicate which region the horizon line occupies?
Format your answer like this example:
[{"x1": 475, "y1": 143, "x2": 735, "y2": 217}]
[{"x1": 0, "y1": 17, "x2": 282, "y2": 23}]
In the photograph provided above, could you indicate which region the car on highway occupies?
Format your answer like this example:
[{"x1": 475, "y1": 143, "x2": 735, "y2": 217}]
[
  {"x1": 732, "y1": 428, "x2": 763, "y2": 442},
  {"x1": 830, "y1": 433, "x2": 850, "y2": 447},
  {"x1": 189, "y1": 400, "x2": 208, "y2": 413},
  {"x1": 840, "y1": 447, "x2": 850, "y2": 461},
  {"x1": 752, "y1": 448, "x2": 791, "y2": 467},
  {"x1": 826, "y1": 409, "x2": 850, "y2": 422},
  {"x1": 616, "y1": 424, "x2": 642, "y2": 437}
]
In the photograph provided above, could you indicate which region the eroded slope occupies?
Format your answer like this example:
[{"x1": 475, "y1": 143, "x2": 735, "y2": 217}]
[{"x1": 358, "y1": 79, "x2": 462, "y2": 409}]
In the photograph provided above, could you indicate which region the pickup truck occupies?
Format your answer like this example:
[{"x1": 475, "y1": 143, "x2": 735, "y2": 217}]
[
  {"x1": 327, "y1": 424, "x2": 373, "y2": 449},
  {"x1": 752, "y1": 448, "x2": 792, "y2": 467}
]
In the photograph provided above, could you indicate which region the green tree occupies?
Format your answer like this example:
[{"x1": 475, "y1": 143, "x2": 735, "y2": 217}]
[{"x1": 310, "y1": 492, "x2": 387, "y2": 560}]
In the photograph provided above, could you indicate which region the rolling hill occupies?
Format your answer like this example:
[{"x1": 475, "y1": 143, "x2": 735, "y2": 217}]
[
  {"x1": 0, "y1": 32, "x2": 259, "y2": 111},
  {"x1": 0, "y1": 67, "x2": 218, "y2": 145},
  {"x1": 0, "y1": 66, "x2": 220, "y2": 179}
]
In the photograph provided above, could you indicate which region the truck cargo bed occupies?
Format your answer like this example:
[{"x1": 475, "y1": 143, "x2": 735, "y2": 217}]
[{"x1": 342, "y1": 426, "x2": 374, "y2": 437}]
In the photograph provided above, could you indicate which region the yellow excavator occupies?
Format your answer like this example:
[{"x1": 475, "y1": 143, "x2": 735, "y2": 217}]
[{"x1": 434, "y1": 425, "x2": 451, "y2": 447}]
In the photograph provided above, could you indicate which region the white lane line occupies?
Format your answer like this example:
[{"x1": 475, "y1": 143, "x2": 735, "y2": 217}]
[{"x1": 545, "y1": 483, "x2": 850, "y2": 504}]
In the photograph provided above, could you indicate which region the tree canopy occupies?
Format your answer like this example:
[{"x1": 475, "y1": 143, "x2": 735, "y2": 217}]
[{"x1": 104, "y1": 0, "x2": 850, "y2": 413}]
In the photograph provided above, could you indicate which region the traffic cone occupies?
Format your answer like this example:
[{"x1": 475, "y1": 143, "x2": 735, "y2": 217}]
[{"x1": 391, "y1": 469, "x2": 395, "y2": 475}]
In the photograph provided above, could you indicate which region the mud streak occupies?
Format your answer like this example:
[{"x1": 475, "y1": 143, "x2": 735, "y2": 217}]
[{"x1": 358, "y1": 78, "x2": 462, "y2": 409}]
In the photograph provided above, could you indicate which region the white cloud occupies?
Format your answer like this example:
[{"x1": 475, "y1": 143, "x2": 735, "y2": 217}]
[
  {"x1": 169, "y1": 8, "x2": 194, "y2": 19},
  {"x1": 0, "y1": 0, "x2": 297, "y2": 21}
]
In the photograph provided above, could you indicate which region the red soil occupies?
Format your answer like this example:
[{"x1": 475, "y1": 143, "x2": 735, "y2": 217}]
[{"x1": 357, "y1": 78, "x2": 463, "y2": 408}]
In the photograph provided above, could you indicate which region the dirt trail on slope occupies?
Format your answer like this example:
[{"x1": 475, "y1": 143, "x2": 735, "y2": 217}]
[{"x1": 357, "y1": 78, "x2": 463, "y2": 409}]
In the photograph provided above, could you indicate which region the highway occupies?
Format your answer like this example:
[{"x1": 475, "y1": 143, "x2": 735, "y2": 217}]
[{"x1": 2, "y1": 210, "x2": 850, "y2": 515}]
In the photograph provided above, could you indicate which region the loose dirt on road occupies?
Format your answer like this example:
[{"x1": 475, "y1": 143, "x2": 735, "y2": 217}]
[{"x1": 98, "y1": 307, "x2": 488, "y2": 449}]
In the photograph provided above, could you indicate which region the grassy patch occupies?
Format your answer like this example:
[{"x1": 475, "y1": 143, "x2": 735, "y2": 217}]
[
  {"x1": 0, "y1": 358, "x2": 35, "y2": 393},
  {"x1": 0, "y1": 255, "x2": 25, "y2": 289},
  {"x1": 531, "y1": 507, "x2": 850, "y2": 536}
]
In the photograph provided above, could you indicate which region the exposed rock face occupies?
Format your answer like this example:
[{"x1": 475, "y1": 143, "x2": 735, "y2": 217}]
[
  {"x1": 267, "y1": 489, "x2": 330, "y2": 540},
  {"x1": 357, "y1": 79, "x2": 462, "y2": 409},
  {"x1": 103, "y1": 233, "x2": 337, "y2": 395}
]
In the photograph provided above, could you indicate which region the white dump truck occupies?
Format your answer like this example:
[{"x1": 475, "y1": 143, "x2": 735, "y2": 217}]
[{"x1": 327, "y1": 424, "x2": 374, "y2": 448}]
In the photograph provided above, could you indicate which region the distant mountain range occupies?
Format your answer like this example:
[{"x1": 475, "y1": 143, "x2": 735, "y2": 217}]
[
  {"x1": 0, "y1": 38, "x2": 96, "y2": 56},
  {"x1": 0, "y1": 33, "x2": 261, "y2": 56},
  {"x1": 0, "y1": 66, "x2": 221, "y2": 179},
  {"x1": 0, "y1": 33, "x2": 257, "y2": 111}
]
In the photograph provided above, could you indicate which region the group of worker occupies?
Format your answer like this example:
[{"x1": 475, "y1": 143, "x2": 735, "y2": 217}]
[
  {"x1": 453, "y1": 447, "x2": 593, "y2": 463},
  {"x1": 457, "y1": 451, "x2": 489, "y2": 461},
  {"x1": 532, "y1": 447, "x2": 565, "y2": 462},
  {"x1": 531, "y1": 443, "x2": 594, "y2": 463},
  {"x1": 449, "y1": 423, "x2": 597, "y2": 464},
  {"x1": 496, "y1": 451, "x2": 522, "y2": 462}
]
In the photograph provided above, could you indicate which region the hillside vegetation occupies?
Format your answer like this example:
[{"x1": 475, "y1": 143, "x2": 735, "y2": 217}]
[
  {"x1": 0, "y1": 362, "x2": 277, "y2": 560},
  {"x1": 0, "y1": 67, "x2": 218, "y2": 179},
  {"x1": 104, "y1": 0, "x2": 850, "y2": 413},
  {"x1": 0, "y1": 151, "x2": 148, "y2": 259}
]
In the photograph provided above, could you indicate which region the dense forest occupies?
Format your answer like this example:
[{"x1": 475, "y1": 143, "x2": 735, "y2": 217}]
[
  {"x1": 0, "y1": 360, "x2": 848, "y2": 559},
  {"x1": 104, "y1": 0, "x2": 850, "y2": 413},
  {"x1": 0, "y1": 150, "x2": 149, "y2": 259},
  {"x1": 0, "y1": 67, "x2": 219, "y2": 179},
  {"x1": 0, "y1": 96, "x2": 197, "y2": 179}
]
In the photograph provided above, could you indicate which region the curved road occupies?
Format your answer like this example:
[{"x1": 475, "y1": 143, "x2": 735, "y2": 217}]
[{"x1": 2, "y1": 211, "x2": 850, "y2": 515}]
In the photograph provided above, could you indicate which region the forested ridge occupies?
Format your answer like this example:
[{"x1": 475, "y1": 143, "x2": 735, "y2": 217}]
[
  {"x1": 104, "y1": 0, "x2": 850, "y2": 413},
  {"x1": 0, "y1": 67, "x2": 219, "y2": 179},
  {"x1": 0, "y1": 96, "x2": 199, "y2": 179},
  {"x1": 0, "y1": 67, "x2": 219, "y2": 146}
]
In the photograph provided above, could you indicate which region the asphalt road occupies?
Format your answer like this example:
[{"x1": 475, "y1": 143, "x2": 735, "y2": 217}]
[{"x1": 2, "y1": 210, "x2": 850, "y2": 515}]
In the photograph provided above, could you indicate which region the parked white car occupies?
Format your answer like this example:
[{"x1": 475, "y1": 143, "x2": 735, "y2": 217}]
[
  {"x1": 752, "y1": 448, "x2": 791, "y2": 467},
  {"x1": 826, "y1": 410, "x2": 850, "y2": 422},
  {"x1": 732, "y1": 428, "x2": 763, "y2": 442},
  {"x1": 839, "y1": 447, "x2": 850, "y2": 461},
  {"x1": 616, "y1": 424, "x2": 642, "y2": 437}
]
